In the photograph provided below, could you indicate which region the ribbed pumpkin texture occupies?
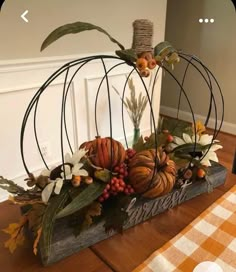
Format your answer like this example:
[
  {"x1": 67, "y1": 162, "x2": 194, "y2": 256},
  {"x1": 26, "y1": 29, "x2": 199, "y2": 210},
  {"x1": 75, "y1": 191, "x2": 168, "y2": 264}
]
[
  {"x1": 128, "y1": 149, "x2": 176, "y2": 198},
  {"x1": 80, "y1": 137, "x2": 126, "y2": 169}
]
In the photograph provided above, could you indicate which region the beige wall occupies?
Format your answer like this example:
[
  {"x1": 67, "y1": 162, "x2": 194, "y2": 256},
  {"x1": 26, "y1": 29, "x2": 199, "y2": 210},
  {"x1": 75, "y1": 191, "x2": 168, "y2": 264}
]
[
  {"x1": 0, "y1": 0, "x2": 167, "y2": 60},
  {"x1": 161, "y1": 0, "x2": 236, "y2": 128}
]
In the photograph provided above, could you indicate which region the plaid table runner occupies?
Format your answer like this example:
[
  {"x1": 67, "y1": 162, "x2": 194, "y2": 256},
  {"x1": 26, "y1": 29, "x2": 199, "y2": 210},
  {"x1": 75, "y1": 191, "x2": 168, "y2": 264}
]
[{"x1": 133, "y1": 185, "x2": 236, "y2": 272}]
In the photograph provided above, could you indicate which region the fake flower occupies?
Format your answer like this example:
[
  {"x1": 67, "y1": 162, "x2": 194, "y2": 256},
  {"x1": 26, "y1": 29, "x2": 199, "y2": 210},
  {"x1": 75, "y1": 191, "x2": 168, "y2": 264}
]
[
  {"x1": 41, "y1": 165, "x2": 65, "y2": 203},
  {"x1": 171, "y1": 133, "x2": 222, "y2": 167},
  {"x1": 192, "y1": 120, "x2": 206, "y2": 135},
  {"x1": 65, "y1": 148, "x2": 88, "y2": 166},
  {"x1": 41, "y1": 148, "x2": 89, "y2": 203},
  {"x1": 65, "y1": 148, "x2": 89, "y2": 177},
  {"x1": 200, "y1": 145, "x2": 222, "y2": 167}
]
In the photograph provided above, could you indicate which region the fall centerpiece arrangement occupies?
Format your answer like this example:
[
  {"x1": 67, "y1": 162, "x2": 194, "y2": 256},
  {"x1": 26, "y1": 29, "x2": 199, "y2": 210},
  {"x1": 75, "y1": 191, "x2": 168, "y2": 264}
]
[
  {"x1": 0, "y1": 19, "x2": 225, "y2": 265},
  {"x1": 0, "y1": 118, "x2": 223, "y2": 256}
]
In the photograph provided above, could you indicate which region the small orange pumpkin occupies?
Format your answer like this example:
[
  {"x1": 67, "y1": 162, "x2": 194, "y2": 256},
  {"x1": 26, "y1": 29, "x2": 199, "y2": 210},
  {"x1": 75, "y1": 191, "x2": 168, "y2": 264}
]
[
  {"x1": 80, "y1": 136, "x2": 126, "y2": 169},
  {"x1": 128, "y1": 148, "x2": 176, "y2": 198}
]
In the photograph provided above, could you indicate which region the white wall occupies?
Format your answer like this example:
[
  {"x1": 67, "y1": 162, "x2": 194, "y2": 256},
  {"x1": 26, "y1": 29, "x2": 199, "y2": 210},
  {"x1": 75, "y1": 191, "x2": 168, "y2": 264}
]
[{"x1": 0, "y1": 1, "x2": 167, "y2": 201}]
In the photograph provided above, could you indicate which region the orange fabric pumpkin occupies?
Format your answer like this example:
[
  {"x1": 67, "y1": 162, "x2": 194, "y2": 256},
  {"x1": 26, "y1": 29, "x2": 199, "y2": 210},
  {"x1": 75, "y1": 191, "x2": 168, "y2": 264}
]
[
  {"x1": 128, "y1": 148, "x2": 176, "y2": 198},
  {"x1": 80, "y1": 136, "x2": 125, "y2": 169}
]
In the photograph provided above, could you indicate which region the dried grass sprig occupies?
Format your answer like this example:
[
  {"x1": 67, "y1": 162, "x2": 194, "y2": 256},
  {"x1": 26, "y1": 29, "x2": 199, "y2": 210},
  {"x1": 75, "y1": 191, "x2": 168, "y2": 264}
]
[{"x1": 113, "y1": 76, "x2": 153, "y2": 129}]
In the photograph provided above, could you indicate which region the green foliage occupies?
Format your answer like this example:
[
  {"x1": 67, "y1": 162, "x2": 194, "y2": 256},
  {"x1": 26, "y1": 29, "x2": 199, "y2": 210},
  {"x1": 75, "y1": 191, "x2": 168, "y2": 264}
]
[
  {"x1": 168, "y1": 153, "x2": 190, "y2": 167},
  {"x1": 72, "y1": 201, "x2": 102, "y2": 237},
  {"x1": 133, "y1": 133, "x2": 167, "y2": 152},
  {"x1": 94, "y1": 169, "x2": 112, "y2": 183},
  {"x1": 132, "y1": 136, "x2": 145, "y2": 152},
  {"x1": 173, "y1": 143, "x2": 213, "y2": 160},
  {"x1": 115, "y1": 49, "x2": 137, "y2": 62},
  {"x1": 40, "y1": 188, "x2": 70, "y2": 262},
  {"x1": 41, "y1": 21, "x2": 125, "y2": 51},
  {"x1": 0, "y1": 176, "x2": 25, "y2": 194},
  {"x1": 103, "y1": 195, "x2": 132, "y2": 233},
  {"x1": 173, "y1": 143, "x2": 204, "y2": 154},
  {"x1": 55, "y1": 181, "x2": 106, "y2": 219},
  {"x1": 160, "y1": 117, "x2": 191, "y2": 138},
  {"x1": 27, "y1": 204, "x2": 46, "y2": 233}
]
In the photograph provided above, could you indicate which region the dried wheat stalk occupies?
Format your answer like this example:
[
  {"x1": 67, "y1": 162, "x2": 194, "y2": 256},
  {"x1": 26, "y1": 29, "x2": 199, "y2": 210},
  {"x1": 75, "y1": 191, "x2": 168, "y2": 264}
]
[{"x1": 113, "y1": 75, "x2": 154, "y2": 129}]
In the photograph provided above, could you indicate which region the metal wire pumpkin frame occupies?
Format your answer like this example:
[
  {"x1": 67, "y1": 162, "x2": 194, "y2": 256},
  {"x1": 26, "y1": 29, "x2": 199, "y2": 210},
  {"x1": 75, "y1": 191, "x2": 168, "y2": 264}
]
[{"x1": 20, "y1": 53, "x2": 224, "y2": 190}]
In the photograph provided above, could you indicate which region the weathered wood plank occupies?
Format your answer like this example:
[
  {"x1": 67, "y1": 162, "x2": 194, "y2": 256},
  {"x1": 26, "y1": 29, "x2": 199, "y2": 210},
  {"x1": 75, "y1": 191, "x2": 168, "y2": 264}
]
[{"x1": 40, "y1": 162, "x2": 227, "y2": 265}]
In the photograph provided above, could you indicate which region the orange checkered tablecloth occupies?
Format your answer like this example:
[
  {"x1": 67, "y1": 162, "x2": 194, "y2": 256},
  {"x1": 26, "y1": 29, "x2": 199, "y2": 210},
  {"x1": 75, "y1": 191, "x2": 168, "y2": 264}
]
[{"x1": 133, "y1": 185, "x2": 236, "y2": 272}]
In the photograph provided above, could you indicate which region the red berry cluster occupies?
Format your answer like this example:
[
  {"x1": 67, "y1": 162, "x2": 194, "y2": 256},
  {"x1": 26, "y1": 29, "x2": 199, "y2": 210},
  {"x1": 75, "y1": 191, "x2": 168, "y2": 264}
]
[
  {"x1": 125, "y1": 148, "x2": 136, "y2": 162},
  {"x1": 98, "y1": 177, "x2": 135, "y2": 202},
  {"x1": 114, "y1": 163, "x2": 128, "y2": 179}
]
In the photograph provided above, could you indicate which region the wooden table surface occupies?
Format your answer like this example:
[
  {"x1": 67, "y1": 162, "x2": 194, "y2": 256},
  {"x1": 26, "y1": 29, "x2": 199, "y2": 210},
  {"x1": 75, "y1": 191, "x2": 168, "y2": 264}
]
[{"x1": 0, "y1": 132, "x2": 235, "y2": 272}]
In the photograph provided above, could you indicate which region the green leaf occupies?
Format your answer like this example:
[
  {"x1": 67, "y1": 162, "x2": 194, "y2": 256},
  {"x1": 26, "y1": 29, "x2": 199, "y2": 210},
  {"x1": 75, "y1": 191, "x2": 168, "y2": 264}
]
[
  {"x1": 72, "y1": 201, "x2": 102, "y2": 237},
  {"x1": 41, "y1": 21, "x2": 125, "y2": 51},
  {"x1": 40, "y1": 188, "x2": 70, "y2": 264},
  {"x1": 103, "y1": 195, "x2": 131, "y2": 233},
  {"x1": 173, "y1": 142, "x2": 214, "y2": 155},
  {"x1": 55, "y1": 181, "x2": 106, "y2": 219},
  {"x1": 27, "y1": 203, "x2": 46, "y2": 233},
  {"x1": 133, "y1": 135, "x2": 145, "y2": 152},
  {"x1": 133, "y1": 133, "x2": 167, "y2": 152},
  {"x1": 173, "y1": 143, "x2": 203, "y2": 153},
  {"x1": 0, "y1": 176, "x2": 25, "y2": 194},
  {"x1": 145, "y1": 133, "x2": 167, "y2": 150},
  {"x1": 94, "y1": 169, "x2": 111, "y2": 183},
  {"x1": 115, "y1": 49, "x2": 137, "y2": 62},
  {"x1": 161, "y1": 117, "x2": 191, "y2": 138},
  {"x1": 169, "y1": 154, "x2": 190, "y2": 166}
]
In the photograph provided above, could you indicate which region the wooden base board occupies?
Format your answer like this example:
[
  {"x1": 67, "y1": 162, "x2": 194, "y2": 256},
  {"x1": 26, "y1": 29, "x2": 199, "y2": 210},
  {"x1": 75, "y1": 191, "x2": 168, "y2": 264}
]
[{"x1": 39, "y1": 162, "x2": 227, "y2": 265}]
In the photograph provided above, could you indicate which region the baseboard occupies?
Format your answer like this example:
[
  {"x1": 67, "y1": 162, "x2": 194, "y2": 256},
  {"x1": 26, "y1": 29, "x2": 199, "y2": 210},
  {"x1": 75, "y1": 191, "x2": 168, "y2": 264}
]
[{"x1": 160, "y1": 105, "x2": 236, "y2": 135}]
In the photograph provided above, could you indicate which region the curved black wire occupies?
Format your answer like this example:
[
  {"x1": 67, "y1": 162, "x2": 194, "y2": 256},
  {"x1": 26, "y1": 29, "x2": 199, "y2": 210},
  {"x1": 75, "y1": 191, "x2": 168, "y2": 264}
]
[
  {"x1": 21, "y1": 57, "x2": 96, "y2": 174},
  {"x1": 161, "y1": 65, "x2": 197, "y2": 165},
  {"x1": 60, "y1": 67, "x2": 70, "y2": 178},
  {"x1": 63, "y1": 58, "x2": 96, "y2": 154},
  {"x1": 180, "y1": 52, "x2": 224, "y2": 138},
  {"x1": 189, "y1": 54, "x2": 224, "y2": 162},
  {"x1": 21, "y1": 57, "x2": 98, "y2": 174},
  {"x1": 94, "y1": 61, "x2": 126, "y2": 136},
  {"x1": 100, "y1": 58, "x2": 114, "y2": 171},
  {"x1": 32, "y1": 58, "x2": 98, "y2": 170},
  {"x1": 134, "y1": 66, "x2": 160, "y2": 189},
  {"x1": 121, "y1": 68, "x2": 136, "y2": 148},
  {"x1": 150, "y1": 66, "x2": 161, "y2": 133},
  {"x1": 33, "y1": 98, "x2": 49, "y2": 170},
  {"x1": 177, "y1": 54, "x2": 217, "y2": 161},
  {"x1": 20, "y1": 55, "x2": 125, "y2": 175},
  {"x1": 179, "y1": 54, "x2": 216, "y2": 164},
  {"x1": 178, "y1": 53, "x2": 223, "y2": 163},
  {"x1": 177, "y1": 56, "x2": 193, "y2": 119},
  {"x1": 21, "y1": 52, "x2": 224, "y2": 183},
  {"x1": 179, "y1": 54, "x2": 216, "y2": 131}
]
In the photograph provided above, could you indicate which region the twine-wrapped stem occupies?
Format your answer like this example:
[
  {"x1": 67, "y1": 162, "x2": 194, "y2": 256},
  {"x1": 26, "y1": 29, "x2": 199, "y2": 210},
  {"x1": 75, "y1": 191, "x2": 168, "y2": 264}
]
[{"x1": 132, "y1": 19, "x2": 154, "y2": 56}]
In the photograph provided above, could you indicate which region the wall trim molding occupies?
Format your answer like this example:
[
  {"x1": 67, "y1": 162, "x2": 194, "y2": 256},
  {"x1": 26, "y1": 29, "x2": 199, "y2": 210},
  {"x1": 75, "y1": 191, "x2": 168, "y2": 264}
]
[
  {"x1": 0, "y1": 53, "x2": 156, "y2": 202},
  {"x1": 160, "y1": 105, "x2": 236, "y2": 135},
  {"x1": 0, "y1": 52, "x2": 116, "y2": 73},
  {"x1": 84, "y1": 69, "x2": 131, "y2": 140}
]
